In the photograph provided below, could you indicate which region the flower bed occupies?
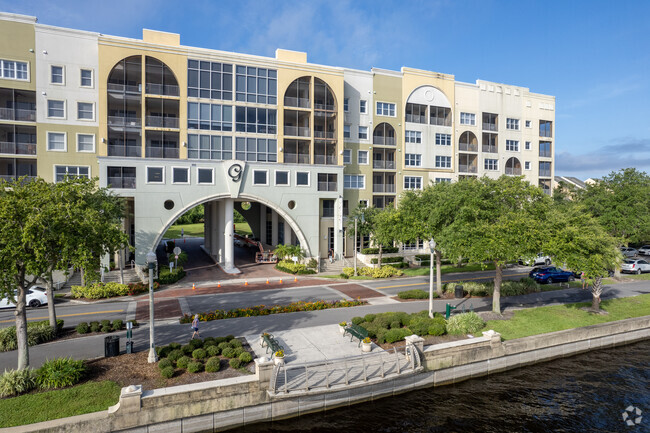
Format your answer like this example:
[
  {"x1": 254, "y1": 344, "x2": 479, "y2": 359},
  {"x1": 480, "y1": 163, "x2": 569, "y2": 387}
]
[{"x1": 179, "y1": 299, "x2": 367, "y2": 323}]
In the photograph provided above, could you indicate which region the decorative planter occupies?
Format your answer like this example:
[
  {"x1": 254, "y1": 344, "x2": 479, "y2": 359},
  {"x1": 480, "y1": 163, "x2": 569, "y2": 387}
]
[
  {"x1": 339, "y1": 325, "x2": 346, "y2": 335},
  {"x1": 361, "y1": 341, "x2": 372, "y2": 352},
  {"x1": 274, "y1": 356, "x2": 285, "y2": 366}
]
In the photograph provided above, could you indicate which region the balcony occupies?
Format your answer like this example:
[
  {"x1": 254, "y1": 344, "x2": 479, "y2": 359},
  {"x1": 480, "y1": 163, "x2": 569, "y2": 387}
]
[
  {"x1": 314, "y1": 130, "x2": 335, "y2": 139},
  {"x1": 145, "y1": 83, "x2": 179, "y2": 97},
  {"x1": 459, "y1": 164, "x2": 477, "y2": 173},
  {"x1": 505, "y1": 167, "x2": 522, "y2": 176},
  {"x1": 459, "y1": 142, "x2": 478, "y2": 152},
  {"x1": 372, "y1": 136, "x2": 396, "y2": 146},
  {"x1": 482, "y1": 145, "x2": 498, "y2": 153},
  {"x1": 107, "y1": 82, "x2": 141, "y2": 93},
  {"x1": 405, "y1": 114, "x2": 426, "y2": 123},
  {"x1": 317, "y1": 181, "x2": 337, "y2": 191},
  {"x1": 108, "y1": 145, "x2": 141, "y2": 158},
  {"x1": 0, "y1": 174, "x2": 36, "y2": 183},
  {"x1": 539, "y1": 150, "x2": 552, "y2": 158},
  {"x1": 145, "y1": 147, "x2": 179, "y2": 159},
  {"x1": 482, "y1": 122, "x2": 498, "y2": 132},
  {"x1": 284, "y1": 96, "x2": 310, "y2": 109},
  {"x1": 314, "y1": 155, "x2": 336, "y2": 165},
  {"x1": 0, "y1": 108, "x2": 36, "y2": 122},
  {"x1": 0, "y1": 142, "x2": 36, "y2": 155},
  {"x1": 314, "y1": 103, "x2": 335, "y2": 111},
  {"x1": 108, "y1": 116, "x2": 141, "y2": 128},
  {"x1": 284, "y1": 153, "x2": 310, "y2": 164},
  {"x1": 145, "y1": 116, "x2": 179, "y2": 129},
  {"x1": 373, "y1": 160, "x2": 396, "y2": 169},
  {"x1": 284, "y1": 126, "x2": 310, "y2": 137},
  {"x1": 373, "y1": 184, "x2": 396, "y2": 193},
  {"x1": 108, "y1": 176, "x2": 136, "y2": 189}
]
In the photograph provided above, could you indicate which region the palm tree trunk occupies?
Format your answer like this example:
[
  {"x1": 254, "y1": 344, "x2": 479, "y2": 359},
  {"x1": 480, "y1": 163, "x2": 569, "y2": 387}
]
[
  {"x1": 590, "y1": 276, "x2": 603, "y2": 311},
  {"x1": 492, "y1": 261, "x2": 502, "y2": 314}
]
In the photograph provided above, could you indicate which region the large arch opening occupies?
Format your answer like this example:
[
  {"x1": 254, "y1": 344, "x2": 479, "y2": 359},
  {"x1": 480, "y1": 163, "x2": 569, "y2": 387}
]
[
  {"x1": 373, "y1": 122, "x2": 395, "y2": 146},
  {"x1": 459, "y1": 131, "x2": 478, "y2": 152},
  {"x1": 405, "y1": 85, "x2": 452, "y2": 126},
  {"x1": 505, "y1": 157, "x2": 522, "y2": 176}
]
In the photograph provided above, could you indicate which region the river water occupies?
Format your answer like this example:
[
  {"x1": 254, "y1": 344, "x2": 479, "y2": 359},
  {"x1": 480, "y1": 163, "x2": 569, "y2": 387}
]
[{"x1": 241, "y1": 340, "x2": 649, "y2": 433}]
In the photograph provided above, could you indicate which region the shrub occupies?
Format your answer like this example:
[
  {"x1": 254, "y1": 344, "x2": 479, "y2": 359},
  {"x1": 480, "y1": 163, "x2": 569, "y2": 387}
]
[
  {"x1": 101, "y1": 325, "x2": 112, "y2": 333},
  {"x1": 232, "y1": 347, "x2": 244, "y2": 357},
  {"x1": 358, "y1": 322, "x2": 376, "y2": 338},
  {"x1": 428, "y1": 317, "x2": 447, "y2": 336},
  {"x1": 408, "y1": 317, "x2": 434, "y2": 336},
  {"x1": 275, "y1": 260, "x2": 308, "y2": 274},
  {"x1": 297, "y1": 269, "x2": 317, "y2": 275},
  {"x1": 225, "y1": 335, "x2": 235, "y2": 341},
  {"x1": 398, "y1": 289, "x2": 432, "y2": 300},
  {"x1": 168, "y1": 342, "x2": 181, "y2": 350},
  {"x1": 158, "y1": 358, "x2": 173, "y2": 370},
  {"x1": 363, "y1": 314, "x2": 376, "y2": 323},
  {"x1": 221, "y1": 347, "x2": 235, "y2": 358},
  {"x1": 376, "y1": 329, "x2": 388, "y2": 344},
  {"x1": 371, "y1": 266, "x2": 403, "y2": 278},
  {"x1": 351, "y1": 316, "x2": 364, "y2": 326},
  {"x1": 205, "y1": 357, "x2": 221, "y2": 372},
  {"x1": 176, "y1": 356, "x2": 191, "y2": 369},
  {"x1": 156, "y1": 346, "x2": 171, "y2": 358},
  {"x1": 188, "y1": 338, "x2": 203, "y2": 350},
  {"x1": 71, "y1": 282, "x2": 130, "y2": 299},
  {"x1": 187, "y1": 361, "x2": 203, "y2": 373},
  {"x1": 206, "y1": 345, "x2": 220, "y2": 357},
  {"x1": 156, "y1": 267, "x2": 186, "y2": 285},
  {"x1": 100, "y1": 320, "x2": 111, "y2": 328},
  {"x1": 229, "y1": 339, "x2": 243, "y2": 348},
  {"x1": 373, "y1": 315, "x2": 391, "y2": 329},
  {"x1": 384, "y1": 328, "x2": 411, "y2": 344},
  {"x1": 370, "y1": 256, "x2": 403, "y2": 264},
  {"x1": 160, "y1": 366, "x2": 175, "y2": 379},
  {"x1": 181, "y1": 344, "x2": 193, "y2": 355},
  {"x1": 214, "y1": 337, "x2": 228, "y2": 344},
  {"x1": 361, "y1": 247, "x2": 398, "y2": 254},
  {"x1": 390, "y1": 321, "x2": 401, "y2": 329},
  {"x1": 192, "y1": 348, "x2": 207, "y2": 360},
  {"x1": 36, "y1": 357, "x2": 86, "y2": 389},
  {"x1": 75, "y1": 322, "x2": 89, "y2": 334},
  {"x1": 239, "y1": 352, "x2": 253, "y2": 363},
  {"x1": 1, "y1": 321, "x2": 60, "y2": 352},
  {"x1": 341, "y1": 267, "x2": 355, "y2": 278},
  {"x1": 112, "y1": 319, "x2": 123, "y2": 331},
  {"x1": 89, "y1": 322, "x2": 101, "y2": 333},
  {"x1": 0, "y1": 368, "x2": 36, "y2": 397},
  {"x1": 307, "y1": 258, "x2": 318, "y2": 269},
  {"x1": 396, "y1": 312, "x2": 411, "y2": 327},
  {"x1": 167, "y1": 349, "x2": 183, "y2": 362},
  {"x1": 217, "y1": 342, "x2": 230, "y2": 351},
  {"x1": 446, "y1": 312, "x2": 485, "y2": 335},
  {"x1": 229, "y1": 358, "x2": 242, "y2": 369}
]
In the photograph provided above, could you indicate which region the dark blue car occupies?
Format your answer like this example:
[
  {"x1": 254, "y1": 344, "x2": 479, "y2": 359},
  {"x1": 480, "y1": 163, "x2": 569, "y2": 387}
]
[{"x1": 531, "y1": 267, "x2": 575, "y2": 284}]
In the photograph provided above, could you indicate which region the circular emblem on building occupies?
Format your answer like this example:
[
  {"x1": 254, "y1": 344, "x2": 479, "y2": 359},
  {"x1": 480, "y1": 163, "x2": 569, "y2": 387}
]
[
  {"x1": 228, "y1": 164, "x2": 243, "y2": 182},
  {"x1": 425, "y1": 90, "x2": 434, "y2": 101}
]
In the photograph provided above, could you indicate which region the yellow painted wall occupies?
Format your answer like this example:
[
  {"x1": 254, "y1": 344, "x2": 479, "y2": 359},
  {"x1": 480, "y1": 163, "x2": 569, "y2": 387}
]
[
  {"x1": 36, "y1": 123, "x2": 99, "y2": 182},
  {"x1": 0, "y1": 19, "x2": 36, "y2": 91}
]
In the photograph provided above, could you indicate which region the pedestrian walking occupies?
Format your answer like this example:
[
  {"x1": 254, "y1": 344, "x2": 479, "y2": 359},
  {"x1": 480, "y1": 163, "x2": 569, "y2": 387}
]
[
  {"x1": 581, "y1": 271, "x2": 588, "y2": 290},
  {"x1": 329, "y1": 248, "x2": 334, "y2": 264},
  {"x1": 191, "y1": 314, "x2": 200, "y2": 339}
]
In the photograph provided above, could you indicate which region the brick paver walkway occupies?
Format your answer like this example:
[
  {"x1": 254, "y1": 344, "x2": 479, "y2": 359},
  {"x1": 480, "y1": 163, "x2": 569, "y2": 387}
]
[
  {"x1": 333, "y1": 283, "x2": 384, "y2": 299},
  {"x1": 135, "y1": 298, "x2": 182, "y2": 321}
]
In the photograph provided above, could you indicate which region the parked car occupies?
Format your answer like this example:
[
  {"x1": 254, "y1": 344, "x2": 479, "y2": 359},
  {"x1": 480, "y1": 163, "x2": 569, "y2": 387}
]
[
  {"x1": 637, "y1": 245, "x2": 650, "y2": 256},
  {"x1": 621, "y1": 259, "x2": 650, "y2": 274},
  {"x1": 531, "y1": 267, "x2": 576, "y2": 284},
  {"x1": 519, "y1": 253, "x2": 551, "y2": 267},
  {"x1": 620, "y1": 247, "x2": 638, "y2": 257},
  {"x1": 0, "y1": 288, "x2": 48, "y2": 309}
]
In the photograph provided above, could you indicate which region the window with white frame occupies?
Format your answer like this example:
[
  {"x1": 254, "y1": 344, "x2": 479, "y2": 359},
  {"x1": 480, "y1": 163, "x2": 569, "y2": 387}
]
[
  {"x1": 525, "y1": 141, "x2": 531, "y2": 150},
  {"x1": 358, "y1": 126, "x2": 368, "y2": 140},
  {"x1": 525, "y1": 120, "x2": 531, "y2": 128},
  {"x1": 342, "y1": 149, "x2": 351, "y2": 164},
  {"x1": 296, "y1": 171, "x2": 309, "y2": 186},
  {"x1": 0, "y1": 59, "x2": 28, "y2": 80},
  {"x1": 460, "y1": 112, "x2": 476, "y2": 125},
  {"x1": 376, "y1": 102, "x2": 396, "y2": 117},
  {"x1": 435, "y1": 177, "x2": 451, "y2": 183},
  {"x1": 506, "y1": 140, "x2": 519, "y2": 151},
  {"x1": 76, "y1": 134, "x2": 95, "y2": 152},
  {"x1": 435, "y1": 156, "x2": 451, "y2": 168},
  {"x1": 172, "y1": 167, "x2": 189, "y2": 184},
  {"x1": 275, "y1": 170, "x2": 289, "y2": 186},
  {"x1": 403, "y1": 239, "x2": 424, "y2": 250},
  {"x1": 77, "y1": 102, "x2": 94, "y2": 120},
  {"x1": 343, "y1": 124, "x2": 350, "y2": 138},
  {"x1": 404, "y1": 176, "x2": 422, "y2": 190},
  {"x1": 405, "y1": 153, "x2": 421, "y2": 167},
  {"x1": 405, "y1": 130, "x2": 421, "y2": 143},
  {"x1": 55, "y1": 166, "x2": 89, "y2": 182},
  {"x1": 344, "y1": 174, "x2": 365, "y2": 189},
  {"x1": 47, "y1": 132, "x2": 66, "y2": 151},
  {"x1": 359, "y1": 100, "x2": 367, "y2": 113},
  {"x1": 506, "y1": 118, "x2": 520, "y2": 130},
  {"x1": 197, "y1": 167, "x2": 214, "y2": 184},
  {"x1": 524, "y1": 161, "x2": 531, "y2": 170},
  {"x1": 435, "y1": 133, "x2": 451, "y2": 146},
  {"x1": 484, "y1": 158, "x2": 498, "y2": 170},
  {"x1": 146, "y1": 167, "x2": 164, "y2": 183},
  {"x1": 80, "y1": 69, "x2": 93, "y2": 87},
  {"x1": 50, "y1": 65, "x2": 64, "y2": 84},
  {"x1": 358, "y1": 150, "x2": 368, "y2": 164},
  {"x1": 359, "y1": 199, "x2": 368, "y2": 208},
  {"x1": 47, "y1": 100, "x2": 65, "y2": 118},
  {"x1": 343, "y1": 98, "x2": 349, "y2": 112},
  {"x1": 253, "y1": 170, "x2": 268, "y2": 185}
]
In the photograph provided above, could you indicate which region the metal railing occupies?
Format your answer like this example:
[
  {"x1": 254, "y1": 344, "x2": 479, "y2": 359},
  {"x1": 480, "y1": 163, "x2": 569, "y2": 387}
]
[
  {"x1": 373, "y1": 184, "x2": 396, "y2": 193},
  {"x1": 145, "y1": 116, "x2": 179, "y2": 128},
  {"x1": 314, "y1": 155, "x2": 337, "y2": 165},
  {"x1": 145, "y1": 147, "x2": 179, "y2": 159},
  {"x1": 0, "y1": 108, "x2": 36, "y2": 121},
  {"x1": 482, "y1": 122, "x2": 498, "y2": 131},
  {"x1": 0, "y1": 142, "x2": 37, "y2": 155},
  {"x1": 284, "y1": 126, "x2": 310, "y2": 137},
  {"x1": 372, "y1": 136, "x2": 396, "y2": 146},
  {"x1": 505, "y1": 167, "x2": 522, "y2": 175},
  {"x1": 482, "y1": 145, "x2": 498, "y2": 153},
  {"x1": 405, "y1": 114, "x2": 426, "y2": 124},
  {"x1": 314, "y1": 103, "x2": 335, "y2": 111},
  {"x1": 317, "y1": 181, "x2": 337, "y2": 192},
  {"x1": 459, "y1": 164, "x2": 478, "y2": 173},
  {"x1": 539, "y1": 150, "x2": 552, "y2": 158},
  {"x1": 107, "y1": 176, "x2": 136, "y2": 189},
  {"x1": 430, "y1": 117, "x2": 451, "y2": 127},
  {"x1": 373, "y1": 160, "x2": 396, "y2": 169},
  {"x1": 107, "y1": 145, "x2": 141, "y2": 158},
  {"x1": 107, "y1": 82, "x2": 141, "y2": 93},
  {"x1": 284, "y1": 96, "x2": 311, "y2": 108},
  {"x1": 458, "y1": 142, "x2": 478, "y2": 152},
  {"x1": 145, "y1": 83, "x2": 180, "y2": 96},
  {"x1": 314, "y1": 131, "x2": 335, "y2": 139},
  {"x1": 284, "y1": 153, "x2": 310, "y2": 164},
  {"x1": 108, "y1": 116, "x2": 141, "y2": 128}
]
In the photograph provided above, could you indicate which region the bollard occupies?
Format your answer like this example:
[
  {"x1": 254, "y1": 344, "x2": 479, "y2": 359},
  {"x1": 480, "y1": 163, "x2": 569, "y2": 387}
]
[{"x1": 445, "y1": 303, "x2": 457, "y2": 320}]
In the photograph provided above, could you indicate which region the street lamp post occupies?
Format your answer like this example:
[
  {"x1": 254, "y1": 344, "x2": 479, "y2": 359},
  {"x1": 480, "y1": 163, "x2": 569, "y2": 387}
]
[
  {"x1": 354, "y1": 217, "x2": 358, "y2": 276},
  {"x1": 428, "y1": 238, "x2": 436, "y2": 319},
  {"x1": 146, "y1": 251, "x2": 158, "y2": 363}
]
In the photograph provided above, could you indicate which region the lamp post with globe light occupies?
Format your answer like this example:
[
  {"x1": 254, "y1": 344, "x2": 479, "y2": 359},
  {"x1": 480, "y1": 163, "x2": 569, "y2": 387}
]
[
  {"x1": 428, "y1": 238, "x2": 436, "y2": 318},
  {"x1": 146, "y1": 251, "x2": 158, "y2": 363}
]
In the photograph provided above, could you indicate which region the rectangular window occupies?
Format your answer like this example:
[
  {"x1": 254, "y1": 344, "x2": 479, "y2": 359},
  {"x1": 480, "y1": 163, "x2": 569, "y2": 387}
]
[
  {"x1": 358, "y1": 126, "x2": 368, "y2": 140},
  {"x1": 342, "y1": 149, "x2": 351, "y2": 164},
  {"x1": 296, "y1": 171, "x2": 310, "y2": 186},
  {"x1": 539, "y1": 141, "x2": 552, "y2": 158},
  {"x1": 430, "y1": 106, "x2": 451, "y2": 126},
  {"x1": 187, "y1": 59, "x2": 234, "y2": 100},
  {"x1": 525, "y1": 120, "x2": 532, "y2": 128},
  {"x1": 343, "y1": 125, "x2": 350, "y2": 138},
  {"x1": 376, "y1": 101, "x2": 396, "y2": 117},
  {"x1": 405, "y1": 130, "x2": 421, "y2": 143},
  {"x1": 539, "y1": 120, "x2": 553, "y2": 137},
  {"x1": 360, "y1": 100, "x2": 367, "y2": 113},
  {"x1": 146, "y1": 166, "x2": 164, "y2": 184},
  {"x1": 275, "y1": 170, "x2": 289, "y2": 186},
  {"x1": 235, "y1": 137, "x2": 277, "y2": 162},
  {"x1": 77, "y1": 102, "x2": 94, "y2": 120},
  {"x1": 172, "y1": 167, "x2": 189, "y2": 184},
  {"x1": 405, "y1": 103, "x2": 427, "y2": 123},
  {"x1": 47, "y1": 132, "x2": 66, "y2": 151},
  {"x1": 107, "y1": 167, "x2": 136, "y2": 189},
  {"x1": 359, "y1": 199, "x2": 368, "y2": 208},
  {"x1": 435, "y1": 178, "x2": 451, "y2": 183},
  {"x1": 80, "y1": 69, "x2": 93, "y2": 87},
  {"x1": 234, "y1": 106, "x2": 276, "y2": 134},
  {"x1": 435, "y1": 156, "x2": 451, "y2": 168},
  {"x1": 404, "y1": 176, "x2": 422, "y2": 190},
  {"x1": 47, "y1": 100, "x2": 65, "y2": 118},
  {"x1": 344, "y1": 174, "x2": 365, "y2": 189},
  {"x1": 253, "y1": 170, "x2": 268, "y2": 185},
  {"x1": 460, "y1": 112, "x2": 476, "y2": 125},
  {"x1": 55, "y1": 166, "x2": 89, "y2": 183},
  {"x1": 322, "y1": 199, "x2": 335, "y2": 218},
  {"x1": 197, "y1": 167, "x2": 214, "y2": 184},
  {"x1": 358, "y1": 150, "x2": 368, "y2": 165},
  {"x1": 484, "y1": 158, "x2": 498, "y2": 170},
  {"x1": 506, "y1": 118, "x2": 520, "y2": 130},
  {"x1": 235, "y1": 65, "x2": 277, "y2": 104},
  {"x1": 0, "y1": 59, "x2": 29, "y2": 80},
  {"x1": 539, "y1": 179, "x2": 552, "y2": 195},
  {"x1": 506, "y1": 140, "x2": 519, "y2": 151},
  {"x1": 343, "y1": 98, "x2": 349, "y2": 112},
  {"x1": 317, "y1": 173, "x2": 337, "y2": 191},
  {"x1": 405, "y1": 153, "x2": 421, "y2": 167},
  {"x1": 524, "y1": 161, "x2": 531, "y2": 170},
  {"x1": 187, "y1": 102, "x2": 233, "y2": 131},
  {"x1": 343, "y1": 200, "x2": 349, "y2": 217},
  {"x1": 187, "y1": 134, "x2": 233, "y2": 160},
  {"x1": 50, "y1": 65, "x2": 64, "y2": 84},
  {"x1": 76, "y1": 134, "x2": 95, "y2": 152},
  {"x1": 435, "y1": 133, "x2": 451, "y2": 146},
  {"x1": 525, "y1": 141, "x2": 531, "y2": 150}
]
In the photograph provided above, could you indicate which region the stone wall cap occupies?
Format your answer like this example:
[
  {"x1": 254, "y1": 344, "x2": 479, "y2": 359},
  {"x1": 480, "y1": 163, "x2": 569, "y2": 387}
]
[
  {"x1": 405, "y1": 334, "x2": 425, "y2": 343},
  {"x1": 424, "y1": 336, "x2": 490, "y2": 352},
  {"x1": 121, "y1": 384, "x2": 142, "y2": 397},
  {"x1": 142, "y1": 375, "x2": 258, "y2": 399}
]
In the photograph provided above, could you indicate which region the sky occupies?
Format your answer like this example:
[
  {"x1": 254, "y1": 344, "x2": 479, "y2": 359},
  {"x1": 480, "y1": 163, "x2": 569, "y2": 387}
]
[{"x1": 1, "y1": 0, "x2": 649, "y2": 180}]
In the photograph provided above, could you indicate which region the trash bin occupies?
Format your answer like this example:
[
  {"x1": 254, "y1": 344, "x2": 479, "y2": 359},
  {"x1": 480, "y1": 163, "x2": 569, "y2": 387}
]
[
  {"x1": 104, "y1": 335, "x2": 120, "y2": 357},
  {"x1": 454, "y1": 285, "x2": 464, "y2": 299}
]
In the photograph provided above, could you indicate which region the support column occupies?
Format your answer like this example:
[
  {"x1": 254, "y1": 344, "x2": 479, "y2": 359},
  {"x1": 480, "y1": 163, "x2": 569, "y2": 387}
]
[
  {"x1": 204, "y1": 202, "x2": 211, "y2": 254},
  {"x1": 222, "y1": 198, "x2": 239, "y2": 273},
  {"x1": 210, "y1": 201, "x2": 218, "y2": 260},
  {"x1": 271, "y1": 209, "x2": 278, "y2": 246},
  {"x1": 334, "y1": 196, "x2": 343, "y2": 260},
  {"x1": 259, "y1": 205, "x2": 267, "y2": 245}
]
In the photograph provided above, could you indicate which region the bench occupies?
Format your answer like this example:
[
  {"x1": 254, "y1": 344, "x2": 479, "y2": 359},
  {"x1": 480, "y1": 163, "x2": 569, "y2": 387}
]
[
  {"x1": 261, "y1": 333, "x2": 284, "y2": 354},
  {"x1": 344, "y1": 323, "x2": 368, "y2": 347}
]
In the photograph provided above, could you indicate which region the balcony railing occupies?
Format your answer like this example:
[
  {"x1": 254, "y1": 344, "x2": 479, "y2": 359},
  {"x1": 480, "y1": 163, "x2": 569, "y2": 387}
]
[
  {"x1": 145, "y1": 116, "x2": 179, "y2": 128},
  {"x1": 405, "y1": 114, "x2": 426, "y2": 124},
  {"x1": 145, "y1": 147, "x2": 179, "y2": 159},
  {"x1": 313, "y1": 130, "x2": 335, "y2": 139},
  {"x1": 482, "y1": 145, "x2": 498, "y2": 153},
  {"x1": 314, "y1": 103, "x2": 335, "y2": 111},
  {"x1": 458, "y1": 164, "x2": 477, "y2": 173},
  {"x1": 108, "y1": 116, "x2": 141, "y2": 128},
  {"x1": 482, "y1": 122, "x2": 498, "y2": 131},
  {"x1": 373, "y1": 184, "x2": 396, "y2": 193},
  {"x1": 459, "y1": 142, "x2": 478, "y2": 152},
  {"x1": 284, "y1": 153, "x2": 310, "y2": 164},
  {"x1": 539, "y1": 150, "x2": 552, "y2": 158},
  {"x1": 107, "y1": 82, "x2": 142, "y2": 93},
  {"x1": 0, "y1": 142, "x2": 37, "y2": 155},
  {"x1": 322, "y1": 208, "x2": 334, "y2": 218},
  {"x1": 315, "y1": 110, "x2": 336, "y2": 118},
  {"x1": 284, "y1": 96, "x2": 310, "y2": 108},
  {"x1": 430, "y1": 117, "x2": 451, "y2": 127},
  {"x1": 317, "y1": 182, "x2": 337, "y2": 192},
  {"x1": 108, "y1": 145, "x2": 141, "y2": 158},
  {"x1": 539, "y1": 170, "x2": 552, "y2": 177},
  {"x1": 108, "y1": 176, "x2": 136, "y2": 189},
  {"x1": 145, "y1": 83, "x2": 180, "y2": 96},
  {"x1": 505, "y1": 167, "x2": 522, "y2": 176},
  {"x1": 314, "y1": 155, "x2": 337, "y2": 165},
  {"x1": 0, "y1": 108, "x2": 36, "y2": 122},
  {"x1": 373, "y1": 160, "x2": 396, "y2": 169},
  {"x1": 284, "y1": 126, "x2": 310, "y2": 137},
  {"x1": 372, "y1": 136, "x2": 396, "y2": 146}
]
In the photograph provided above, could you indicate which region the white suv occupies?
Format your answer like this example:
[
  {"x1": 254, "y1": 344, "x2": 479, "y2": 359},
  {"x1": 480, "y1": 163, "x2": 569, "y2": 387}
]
[{"x1": 519, "y1": 253, "x2": 551, "y2": 267}]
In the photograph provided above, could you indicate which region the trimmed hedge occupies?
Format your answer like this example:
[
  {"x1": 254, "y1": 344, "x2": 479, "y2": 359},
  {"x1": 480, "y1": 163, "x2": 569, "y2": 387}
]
[
  {"x1": 275, "y1": 260, "x2": 316, "y2": 275},
  {"x1": 156, "y1": 267, "x2": 186, "y2": 285},
  {"x1": 158, "y1": 358, "x2": 173, "y2": 370},
  {"x1": 187, "y1": 361, "x2": 203, "y2": 373},
  {"x1": 161, "y1": 366, "x2": 175, "y2": 378},
  {"x1": 205, "y1": 357, "x2": 221, "y2": 372},
  {"x1": 398, "y1": 289, "x2": 437, "y2": 300},
  {"x1": 71, "y1": 281, "x2": 160, "y2": 299},
  {"x1": 361, "y1": 247, "x2": 398, "y2": 254}
]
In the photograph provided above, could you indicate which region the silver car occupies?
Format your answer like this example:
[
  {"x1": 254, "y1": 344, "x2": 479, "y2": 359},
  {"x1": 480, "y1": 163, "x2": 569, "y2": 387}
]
[
  {"x1": 638, "y1": 245, "x2": 650, "y2": 255},
  {"x1": 621, "y1": 259, "x2": 650, "y2": 274},
  {"x1": 620, "y1": 247, "x2": 638, "y2": 258}
]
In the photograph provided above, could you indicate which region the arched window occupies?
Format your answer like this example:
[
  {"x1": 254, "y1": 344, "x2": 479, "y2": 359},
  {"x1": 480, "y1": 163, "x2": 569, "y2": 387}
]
[
  {"x1": 145, "y1": 57, "x2": 179, "y2": 96},
  {"x1": 405, "y1": 85, "x2": 452, "y2": 126},
  {"x1": 505, "y1": 157, "x2": 522, "y2": 175},
  {"x1": 284, "y1": 77, "x2": 311, "y2": 108},
  {"x1": 373, "y1": 123, "x2": 395, "y2": 146},
  {"x1": 459, "y1": 131, "x2": 478, "y2": 152}
]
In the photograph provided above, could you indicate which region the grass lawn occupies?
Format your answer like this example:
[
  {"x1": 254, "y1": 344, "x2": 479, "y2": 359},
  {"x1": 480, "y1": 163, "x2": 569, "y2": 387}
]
[
  {"x1": 0, "y1": 380, "x2": 121, "y2": 428},
  {"x1": 164, "y1": 222, "x2": 252, "y2": 239},
  {"x1": 482, "y1": 294, "x2": 650, "y2": 340}
]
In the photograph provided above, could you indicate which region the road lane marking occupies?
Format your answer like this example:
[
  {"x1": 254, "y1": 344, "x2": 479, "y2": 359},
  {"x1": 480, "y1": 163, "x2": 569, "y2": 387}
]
[
  {"x1": 373, "y1": 272, "x2": 529, "y2": 290},
  {"x1": 0, "y1": 309, "x2": 125, "y2": 324}
]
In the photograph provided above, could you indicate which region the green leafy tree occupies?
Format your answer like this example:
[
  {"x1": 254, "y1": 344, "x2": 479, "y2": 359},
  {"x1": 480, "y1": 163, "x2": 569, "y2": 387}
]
[
  {"x1": 372, "y1": 207, "x2": 403, "y2": 267},
  {"x1": 273, "y1": 244, "x2": 304, "y2": 261}
]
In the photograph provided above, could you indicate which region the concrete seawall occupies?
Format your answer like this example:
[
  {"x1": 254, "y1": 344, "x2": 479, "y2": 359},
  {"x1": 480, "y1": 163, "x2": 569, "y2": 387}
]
[{"x1": 4, "y1": 315, "x2": 649, "y2": 433}]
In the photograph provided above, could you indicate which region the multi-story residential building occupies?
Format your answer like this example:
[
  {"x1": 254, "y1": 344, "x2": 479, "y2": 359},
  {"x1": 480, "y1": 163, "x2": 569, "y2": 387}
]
[{"x1": 0, "y1": 12, "x2": 555, "y2": 269}]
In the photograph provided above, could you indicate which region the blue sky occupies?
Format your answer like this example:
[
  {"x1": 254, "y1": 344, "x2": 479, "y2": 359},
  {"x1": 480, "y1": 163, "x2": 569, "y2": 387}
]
[{"x1": 2, "y1": 0, "x2": 649, "y2": 180}]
